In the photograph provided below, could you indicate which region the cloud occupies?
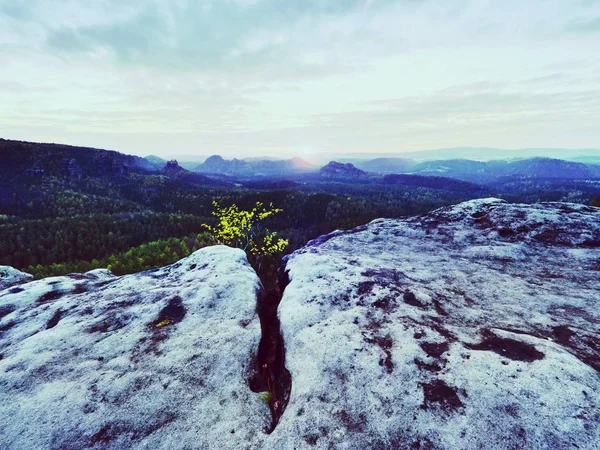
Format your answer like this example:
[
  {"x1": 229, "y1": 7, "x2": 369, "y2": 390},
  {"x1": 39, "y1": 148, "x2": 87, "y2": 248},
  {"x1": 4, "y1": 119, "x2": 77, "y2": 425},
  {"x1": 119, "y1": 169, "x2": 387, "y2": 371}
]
[
  {"x1": 2, "y1": 0, "x2": 600, "y2": 156},
  {"x1": 0, "y1": 3, "x2": 29, "y2": 20},
  {"x1": 565, "y1": 16, "x2": 600, "y2": 33},
  {"x1": 40, "y1": 1, "x2": 384, "y2": 70},
  {"x1": 6, "y1": 0, "x2": 592, "y2": 79}
]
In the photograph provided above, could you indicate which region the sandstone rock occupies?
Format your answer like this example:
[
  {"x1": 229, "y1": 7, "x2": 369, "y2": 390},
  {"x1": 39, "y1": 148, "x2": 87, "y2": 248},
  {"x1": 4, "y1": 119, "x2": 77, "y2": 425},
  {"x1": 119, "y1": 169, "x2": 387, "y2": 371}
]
[
  {"x1": 2, "y1": 200, "x2": 600, "y2": 449},
  {"x1": 319, "y1": 161, "x2": 367, "y2": 178},
  {"x1": 0, "y1": 266, "x2": 33, "y2": 291},
  {"x1": 274, "y1": 198, "x2": 600, "y2": 449},
  {"x1": 0, "y1": 246, "x2": 269, "y2": 449}
]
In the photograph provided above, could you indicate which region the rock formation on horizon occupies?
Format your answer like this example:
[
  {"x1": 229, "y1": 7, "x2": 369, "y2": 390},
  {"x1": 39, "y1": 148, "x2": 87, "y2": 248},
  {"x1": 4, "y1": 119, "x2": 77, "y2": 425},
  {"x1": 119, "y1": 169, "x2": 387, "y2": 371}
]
[{"x1": 319, "y1": 161, "x2": 367, "y2": 178}]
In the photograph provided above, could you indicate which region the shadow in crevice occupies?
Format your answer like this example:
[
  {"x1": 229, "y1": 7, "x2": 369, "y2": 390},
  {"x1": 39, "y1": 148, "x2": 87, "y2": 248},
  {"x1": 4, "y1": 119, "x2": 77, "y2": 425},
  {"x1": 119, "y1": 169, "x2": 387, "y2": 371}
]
[{"x1": 248, "y1": 265, "x2": 292, "y2": 434}]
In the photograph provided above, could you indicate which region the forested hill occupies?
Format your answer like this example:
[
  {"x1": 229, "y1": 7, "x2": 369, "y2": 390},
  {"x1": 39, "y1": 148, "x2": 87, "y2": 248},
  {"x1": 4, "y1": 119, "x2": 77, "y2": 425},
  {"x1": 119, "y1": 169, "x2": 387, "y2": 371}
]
[
  {"x1": 0, "y1": 139, "x2": 227, "y2": 219},
  {"x1": 0, "y1": 138, "x2": 156, "y2": 179},
  {"x1": 0, "y1": 140, "x2": 232, "y2": 277},
  {"x1": 382, "y1": 174, "x2": 492, "y2": 196},
  {"x1": 409, "y1": 157, "x2": 600, "y2": 183}
]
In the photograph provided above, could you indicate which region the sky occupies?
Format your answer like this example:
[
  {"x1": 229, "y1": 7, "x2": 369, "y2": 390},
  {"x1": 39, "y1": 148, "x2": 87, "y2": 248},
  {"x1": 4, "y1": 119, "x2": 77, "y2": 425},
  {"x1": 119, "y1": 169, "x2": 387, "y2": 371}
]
[{"x1": 1, "y1": 0, "x2": 600, "y2": 160}]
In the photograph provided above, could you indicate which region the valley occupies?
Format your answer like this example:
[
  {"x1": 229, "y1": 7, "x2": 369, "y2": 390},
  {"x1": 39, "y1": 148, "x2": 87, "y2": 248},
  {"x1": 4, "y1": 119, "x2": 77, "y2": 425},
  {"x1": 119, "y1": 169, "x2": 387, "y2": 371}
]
[{"x1": 1, "y1": 138, "x2": 599, "y2": 281}]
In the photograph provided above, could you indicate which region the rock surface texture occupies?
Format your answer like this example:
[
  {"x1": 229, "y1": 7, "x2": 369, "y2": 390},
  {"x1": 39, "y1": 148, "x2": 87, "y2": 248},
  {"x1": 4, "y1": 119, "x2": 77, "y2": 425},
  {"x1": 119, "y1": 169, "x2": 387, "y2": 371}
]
[
  {"x1": 2, "y1": 199, "x2": 600, "y2": 449},
  {"x1": 0, "y1": 246, "x2": 270, "y2": 449},
  {"x1": 275, "y1": 198, "x2": 600, "y2": 449},
  {"x1": 0, "y1": 266, "x2": 33, "y2": 291}
]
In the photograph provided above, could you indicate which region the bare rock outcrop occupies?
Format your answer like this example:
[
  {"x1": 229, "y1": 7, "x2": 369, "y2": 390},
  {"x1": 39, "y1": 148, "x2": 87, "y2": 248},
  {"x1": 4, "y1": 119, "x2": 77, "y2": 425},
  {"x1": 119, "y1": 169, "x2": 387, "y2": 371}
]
[
  {"x1": 0, "y1": 246, "x2": 269, "y2": 449},
  {"x1": 274, "y1": 198, "x2": 600, "y2": 449},
  {"x1": 0, "y1": 266, "x2": 33, "y2": 291},
  {"x1": 2, "y1": 199, "x2": 599, "y2": 449}
]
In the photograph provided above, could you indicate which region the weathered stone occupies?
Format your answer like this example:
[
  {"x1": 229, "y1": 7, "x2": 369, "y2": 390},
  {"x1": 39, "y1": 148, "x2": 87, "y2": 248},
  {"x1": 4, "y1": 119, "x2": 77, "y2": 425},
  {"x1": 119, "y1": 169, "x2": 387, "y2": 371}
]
[
  {"x1": 0, "y1": 246, "x2": 269, "y2": 449},
  {"x1": 274, "y1": 198, "x2": 600, "y2": 449},
  {"x1": 0, "y1": 266, "x2": 33, "y2": 291}
]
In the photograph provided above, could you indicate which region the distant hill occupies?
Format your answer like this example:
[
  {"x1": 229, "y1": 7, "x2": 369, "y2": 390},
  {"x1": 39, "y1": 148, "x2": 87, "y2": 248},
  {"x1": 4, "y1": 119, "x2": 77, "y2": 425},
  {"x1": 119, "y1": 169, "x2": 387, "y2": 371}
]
[
  {"x1": 289, "y1": 157, "x2": 314, "y2": 170},
  {"x1": 196, "y1": 155, "x2": 250, "y2": 175},
  {"x1": 334, "y1": 147, "x2": 600, "y2": 163},
  {"x1": 319, "y1": 161, "x2": 367, "y2": 178},
  {"x1": 194, "y1": 155, "x2": 315, "y2": 177},
  {"x1": 344, "y1": 155, "x2": 600, "y2": 182},
  {"x1": 352, "y1": 157, "x2": 415, "y2": 174},
  {"x1": 570, "y1": 156, "x2": 600, "y2": 165},
  {"x1": 382, "y1": 174, "x2": 493, "y2": 195},
  {"x1": 403, "y1": 147, "x2": 600, "y2": 162},
  {"x1": 409, "y1": 159, "x2": 489, "y2": 182},
  {"x1": 0, "y1": 139, "x2": 226, "y2": 218},
  {"x1": 496, "y1": 158, "x2": 599, "y2": 179},
  {"x1": 0, "y1": 138, "x2": 156, "y2": 181},
  {"x1": 143, "y1": 155, "x2": 167, "y2": 170},
  {"x1": 410, "y1": 158, "x2": 600, "y2": 183}
]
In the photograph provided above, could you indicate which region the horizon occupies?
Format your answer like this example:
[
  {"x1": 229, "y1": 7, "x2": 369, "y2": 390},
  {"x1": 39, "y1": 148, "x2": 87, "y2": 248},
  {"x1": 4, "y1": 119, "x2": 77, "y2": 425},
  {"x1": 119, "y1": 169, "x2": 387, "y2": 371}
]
[
  {"x1": 159, "y1": 145, "x2": 600, "y2": 165},
  {"x1": 4, "y1": 136, "x2": 600, "y2": 165},
  {"x1": 2, "y1": 1, "x2": 600, "y2": 158}
]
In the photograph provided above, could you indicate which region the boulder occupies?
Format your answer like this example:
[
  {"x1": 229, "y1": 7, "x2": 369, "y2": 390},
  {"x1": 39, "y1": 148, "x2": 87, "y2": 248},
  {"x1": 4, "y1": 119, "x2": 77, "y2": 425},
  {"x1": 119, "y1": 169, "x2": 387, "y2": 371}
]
[
  {"x1": 274, "y1": 198, "x2": 600, "y2": 449},
  {"x1": 0, "y1": 246, "x2": 270, "y2": 449}
]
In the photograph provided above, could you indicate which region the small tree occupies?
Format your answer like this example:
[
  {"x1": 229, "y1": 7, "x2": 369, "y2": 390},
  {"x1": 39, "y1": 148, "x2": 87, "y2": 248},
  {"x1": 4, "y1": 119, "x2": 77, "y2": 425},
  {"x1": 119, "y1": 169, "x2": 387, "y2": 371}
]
[{"x1": 203, "y1": 201, "x2": 288, "y2": 266}]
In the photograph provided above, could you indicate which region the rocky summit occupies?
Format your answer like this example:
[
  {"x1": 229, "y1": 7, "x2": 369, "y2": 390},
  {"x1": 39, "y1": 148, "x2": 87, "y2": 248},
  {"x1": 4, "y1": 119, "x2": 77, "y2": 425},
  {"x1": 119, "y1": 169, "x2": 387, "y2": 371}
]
[
  {"x1": 0, "y1": 246, "x2": 270, "y2": 449},
  {"x1": 275, "y1": 198, "x2": 600, "y2": 449},
  {"x1": 1, "y1": 199, "x2": 599, "y2": 449}
]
